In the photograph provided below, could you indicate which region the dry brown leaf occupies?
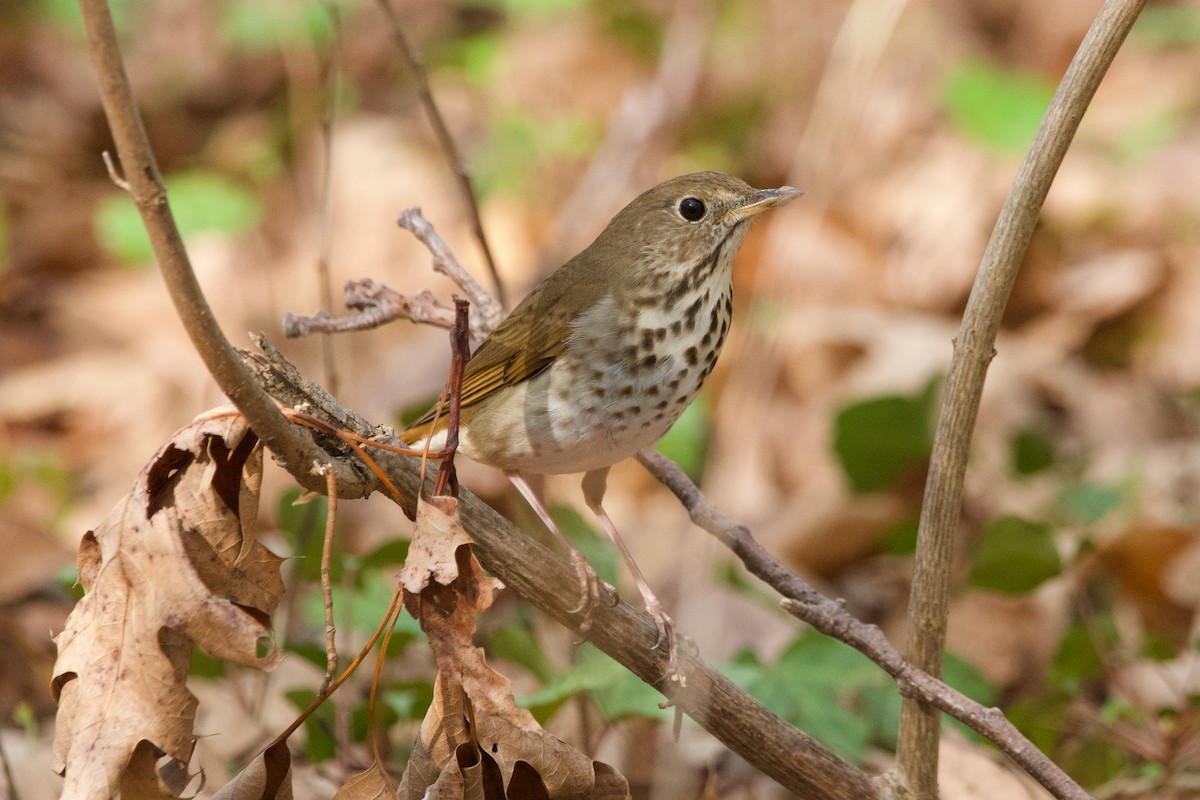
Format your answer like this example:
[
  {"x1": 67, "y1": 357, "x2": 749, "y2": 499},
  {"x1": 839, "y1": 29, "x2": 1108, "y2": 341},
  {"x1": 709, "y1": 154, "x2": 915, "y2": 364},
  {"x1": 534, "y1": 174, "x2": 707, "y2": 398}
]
[
  {"x1": 334, "y1": 760, "x2": 400, "y2": 800},
  {"x1": 398, "y1": 498, "x2": 627, "y2": 800},
  {"x1": 210, "y1": 740, "x2": 293, "y2": 800},
  {"x1": 51, "y1": 410, "x2": 285, "y2": 800},
  {"x1": 398, "y1": 495, "x2": 478, "y2": 595}
]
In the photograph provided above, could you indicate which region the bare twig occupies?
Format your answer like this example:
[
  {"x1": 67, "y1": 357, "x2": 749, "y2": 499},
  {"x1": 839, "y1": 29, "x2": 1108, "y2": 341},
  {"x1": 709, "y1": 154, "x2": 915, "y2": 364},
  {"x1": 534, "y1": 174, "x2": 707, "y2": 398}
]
[
  {"x1": 319, "y1": 465, "x2": 339, "y2": 697},
  {"x1": 283, "y1": 279, "x2": 470, "y2": 337},
  {"x1": 896, "y1": 1, "x2": 1148, "y2": 796},
  {"x1": 314, "y1": 1, "x2": 344, "y2": 397},
  {"x1": 101, "y1": 150, "x2": 129, "y2": 191},
  {"x1": 432, "y1": 298, "x2": 471, "y2": 498},
  {"x1": 283, "y1": 207, "x2": 501, "y2": 345},
  {"x1": 374, "y1": 0, "x2": 506, "y2": 309},
  {"x1": 635, "y1": 449, "x2": 1092, "y2": 800},
  {"x1": 77, "y1": 0, "x2": 349, "y2": 496},
  {"x1": 397, "y1": 208, "x2": 503, "y2": 333}
]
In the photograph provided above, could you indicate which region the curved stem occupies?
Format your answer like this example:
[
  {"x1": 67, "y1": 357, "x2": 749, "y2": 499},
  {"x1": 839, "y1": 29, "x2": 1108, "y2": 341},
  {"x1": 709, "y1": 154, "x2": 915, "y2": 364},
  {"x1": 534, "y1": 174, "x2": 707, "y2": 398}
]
[
  {"x1": 78, "y1": 0, "x2": 346, "y2": 495},
  {"x1": 895, "y1": 1, "x2": 1148, "y2": 795}
]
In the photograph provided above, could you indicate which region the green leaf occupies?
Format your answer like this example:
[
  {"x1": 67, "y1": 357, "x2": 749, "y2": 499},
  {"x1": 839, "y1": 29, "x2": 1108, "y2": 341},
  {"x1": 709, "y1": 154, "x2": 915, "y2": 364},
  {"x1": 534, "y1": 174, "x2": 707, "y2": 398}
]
[
  {"x1": 220, "y1": 1, "x2": 340, "y2": 53},
  {"x1": 284, "y1": 689, "x2": 336, "y2": 762},
  {"x1": 1132, "y1": 6, "x2": 1200, "y2": 48},
  {"x1": 1059, "y1": 482, "x2": 1122, "y2": 524},
  {"x1": 189, "y1": 648, "x2": 225, "y2": 679},
  {"x1": 1011, "y1": 429, "x2": 1054, "y2": 476},
  {"x1": 967, "y1": 516, "x2": 1061, "y2": 594},
  {"x1": 520, "y1": 646, "x2": 666, "y2": 723},
  {"x1": 729, "y1": 632, "x2": 894, "y2": 764},
  {"x1": 833, "y1": 379, "x2": 937, "y2": 493},
  {"x1": 383, "y1": 681, "x2": 436, "y2": 721},
  {"x1": 357, "y1": 538, "x2": 411, "y2": 571},
  {"x1": 1049, "y1": 620, "x2": 1113, "y2": 692},
  {"x1": 276, "y1": 490, "x2": 336, "y2": 583},
  {"x1": 943, "y1": 61, "x2": 1054, "y2": 154},
  {"x1": 95, "y1": 170, "x2": 262, "y2": 266},
  {"x1": 1007, "y1": 694, "x2": 1070, "y2": 756},
  {"x1": 463, "y1": 0, "x2": 587, "y2": 15},
  {"x1": 881, "y1": 517, "x2": 919, "y2": 556},
  {"x1": 488, "y1": 623, "x2": 554, "y2": 683},
  {"x1": 656, "y1": 393, "x2": 711, "y2": 481}
]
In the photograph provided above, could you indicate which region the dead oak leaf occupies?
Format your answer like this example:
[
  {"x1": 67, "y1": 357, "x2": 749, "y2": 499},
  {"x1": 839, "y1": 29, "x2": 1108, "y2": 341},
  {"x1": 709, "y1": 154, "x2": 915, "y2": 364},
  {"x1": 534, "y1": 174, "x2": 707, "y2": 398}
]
[
  {"x1": 52, "y1": 410, "x2": 284, "y2": 800},
  {"x1": 401, "y1": 676, "x2": 622, "y2": 800},
  {"x1": 334, "y1": 759, "x2": 399, "y2": 799},
  {"x1": 398, "y1": 495, "x2": 480, "y2": 595},
  {"x1": 210, "y1": 740, "x2": 293, "y2": 800},
  {"x1": 398, "y1": 499, "x2": 627, "y2": 800}
]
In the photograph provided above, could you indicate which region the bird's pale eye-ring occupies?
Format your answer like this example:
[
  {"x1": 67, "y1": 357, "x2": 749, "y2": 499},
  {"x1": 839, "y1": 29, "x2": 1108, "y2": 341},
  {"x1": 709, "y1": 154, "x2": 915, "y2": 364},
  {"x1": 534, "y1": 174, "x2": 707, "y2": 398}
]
[{"x1": 678, "y1": 197, "x2": 706, "y2": 222}]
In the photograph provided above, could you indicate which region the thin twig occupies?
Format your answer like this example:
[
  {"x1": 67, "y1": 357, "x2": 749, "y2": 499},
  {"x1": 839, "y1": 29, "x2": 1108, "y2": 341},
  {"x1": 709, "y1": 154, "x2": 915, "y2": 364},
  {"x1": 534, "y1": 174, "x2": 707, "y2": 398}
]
[
  {"x1": 896, "y1": 1, "x2": 1148, "y2": 795},
  {"x1": 100, "y1": 150, "x2": 129, "y2": 191},
  {"x1": 283, "y1": 280, "x2": 470, "y2": 338},
  {"x1": 374, "y1": 0, "x2": 507, "y2": 309},
  {"x1": 78, "y1": 0, "x2": 345, "y2": 496},
  {"x1": 397, "y1": 208, "x2": 503, "y2": 333},
  {"x1": 432, "y1": 298, "x2": 471, "y2": 498},
  {"x1": 319, "y1": 465, "x2": 339, "y2": 697},
  {"x1": 314, "y1": 0, "x2": 343, "y2": 397},
  {"x1": 635, "y1": 449, "x2": 1092, "y2": 800}
]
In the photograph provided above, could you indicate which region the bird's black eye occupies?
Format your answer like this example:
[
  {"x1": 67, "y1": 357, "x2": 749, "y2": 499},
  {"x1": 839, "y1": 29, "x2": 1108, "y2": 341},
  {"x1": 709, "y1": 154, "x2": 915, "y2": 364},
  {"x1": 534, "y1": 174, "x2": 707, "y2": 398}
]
[{"x1": 679, "y1": 197, "x2": 706, "y2": 222}]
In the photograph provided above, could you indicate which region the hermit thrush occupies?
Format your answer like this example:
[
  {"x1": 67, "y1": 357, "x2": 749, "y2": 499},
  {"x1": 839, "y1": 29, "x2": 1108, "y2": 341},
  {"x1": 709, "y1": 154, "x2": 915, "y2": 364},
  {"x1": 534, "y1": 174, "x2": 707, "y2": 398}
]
[{"x1": 404, "y1": 172, "x2": 802, "y2": 668}]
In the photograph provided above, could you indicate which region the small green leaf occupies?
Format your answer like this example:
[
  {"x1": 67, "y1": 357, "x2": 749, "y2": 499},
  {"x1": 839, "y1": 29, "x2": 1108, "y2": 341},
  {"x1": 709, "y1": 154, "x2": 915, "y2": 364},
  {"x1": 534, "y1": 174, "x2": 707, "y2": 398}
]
[
  {"x1": 1133, "y1": 6, "x2": 1200, "y2": 48},
  {"x1": 881, "y1": 517, "x2": 919, "y2": 556},
  {"x1": 656, "y1": 393, "x2": 711, "y2": 481},
  {"x1": 1049, "y1": 620, "x2": 1114, "y2": 692},
  {"x1": 968, "y1": 516, "x2": 1061, "y2": 594},
  {"x1": 189, "y1": 648, "x2": 225, "y2": 679},
  {"x1": 276, "y1": 490, "x2": 336, "y2": 583},
  {"x1": 520, "y1": 646, "x2": 666, "y2": 723},
  {"x1": 220, "y1": 1, "x2": 339, "y2": 53},
  {"x1": 383, "y1": 681, "x2": 436, "y2": 721},
  {"x1": 284, "y1": 689, "x2": 336, "y2": 762},
  {"x1": 95, "y1": 170, "x2": 262, "y2": 266},
  {"x1": 488, "y1": 623, "x2": 554, "y2": 683},
  {"x1": 1060, "y1": 482, "x2": 1123, "y2": 524},
  {"x1": 943, "y1": 61, "x2": 1054, "y2": 154},
  {"x1": 358, "y1": 538, "x2": 411, "y2": 571},
  {"x1": 1011, "y1": 429, "x2": 1054, "y2": 476},
  {"x1": 833, "y1": 379, "x2": 937, "y2": 493}
]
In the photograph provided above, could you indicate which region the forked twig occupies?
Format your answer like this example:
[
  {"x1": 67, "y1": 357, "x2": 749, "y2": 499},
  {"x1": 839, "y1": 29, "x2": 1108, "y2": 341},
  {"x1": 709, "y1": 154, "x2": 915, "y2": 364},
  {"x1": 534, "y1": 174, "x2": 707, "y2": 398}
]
[{"x1": 374, "y1": 0, "x2": 507, "y2": 309}]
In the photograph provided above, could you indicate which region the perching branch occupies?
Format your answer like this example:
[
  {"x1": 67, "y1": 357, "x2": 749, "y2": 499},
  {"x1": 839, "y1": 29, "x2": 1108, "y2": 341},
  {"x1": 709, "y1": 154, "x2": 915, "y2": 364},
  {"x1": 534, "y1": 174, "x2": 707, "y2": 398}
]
[
  {"x1": 635, "y1": 450, "x2": 1091, "y2": 800},
  {"x1": 242, "y1": 338, "x2": 878, "y2": 800},
  {"x1": 77, "y1": 0, "x2": 353, "y2": 497},
  {"x1": 895, "y1": 0, "x2": 1148, "y2": 796}
]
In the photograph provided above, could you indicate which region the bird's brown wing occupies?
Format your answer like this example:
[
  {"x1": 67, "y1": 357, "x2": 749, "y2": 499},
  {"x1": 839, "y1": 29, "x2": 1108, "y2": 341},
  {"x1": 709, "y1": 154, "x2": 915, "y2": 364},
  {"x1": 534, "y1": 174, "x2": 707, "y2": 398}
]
[{"x1": 402, "y1": 255, "x2": 606, "y2": 441}]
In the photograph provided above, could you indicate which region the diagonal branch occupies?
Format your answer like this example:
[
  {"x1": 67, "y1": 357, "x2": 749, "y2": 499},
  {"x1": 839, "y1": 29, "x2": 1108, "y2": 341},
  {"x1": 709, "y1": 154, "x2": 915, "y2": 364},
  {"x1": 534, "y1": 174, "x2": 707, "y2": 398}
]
[
  {"x1": 77, "y1": 0, "x2": 354, "y2": 496},
  {"x1": 243, "y1": 338, "x2": 878, "y2": 800},
  {"x1": 895, "y1": 0, "x2": 1149, "y2": 795},
  {"x1": 635, "y1": 450, "x2": 1091, "y2": 800}
]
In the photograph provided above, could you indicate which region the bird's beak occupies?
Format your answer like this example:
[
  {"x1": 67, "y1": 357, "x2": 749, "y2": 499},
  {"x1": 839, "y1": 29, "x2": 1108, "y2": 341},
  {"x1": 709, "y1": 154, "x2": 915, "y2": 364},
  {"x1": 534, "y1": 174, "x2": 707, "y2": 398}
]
[{"x1": 722, "y1": 186, "x2": 805, "y2": 223}]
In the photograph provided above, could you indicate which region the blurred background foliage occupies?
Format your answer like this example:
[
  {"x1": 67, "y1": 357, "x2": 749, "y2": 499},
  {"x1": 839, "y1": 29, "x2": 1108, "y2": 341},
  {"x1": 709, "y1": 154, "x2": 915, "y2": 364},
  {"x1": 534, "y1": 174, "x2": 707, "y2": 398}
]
[{"x1": 2, "y1": 0, "x2": 1200, "y2": 797}]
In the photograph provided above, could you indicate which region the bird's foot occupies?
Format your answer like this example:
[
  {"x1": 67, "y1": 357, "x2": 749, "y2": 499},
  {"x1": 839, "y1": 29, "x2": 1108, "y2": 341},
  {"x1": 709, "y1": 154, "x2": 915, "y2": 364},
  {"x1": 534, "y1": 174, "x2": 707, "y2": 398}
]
[
  {"x1": 644, "y1": 597, "x2": 680, "y2": 683},
  {"x1": 566, "y1": 549, "x2": 603, "y2": 633}
]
